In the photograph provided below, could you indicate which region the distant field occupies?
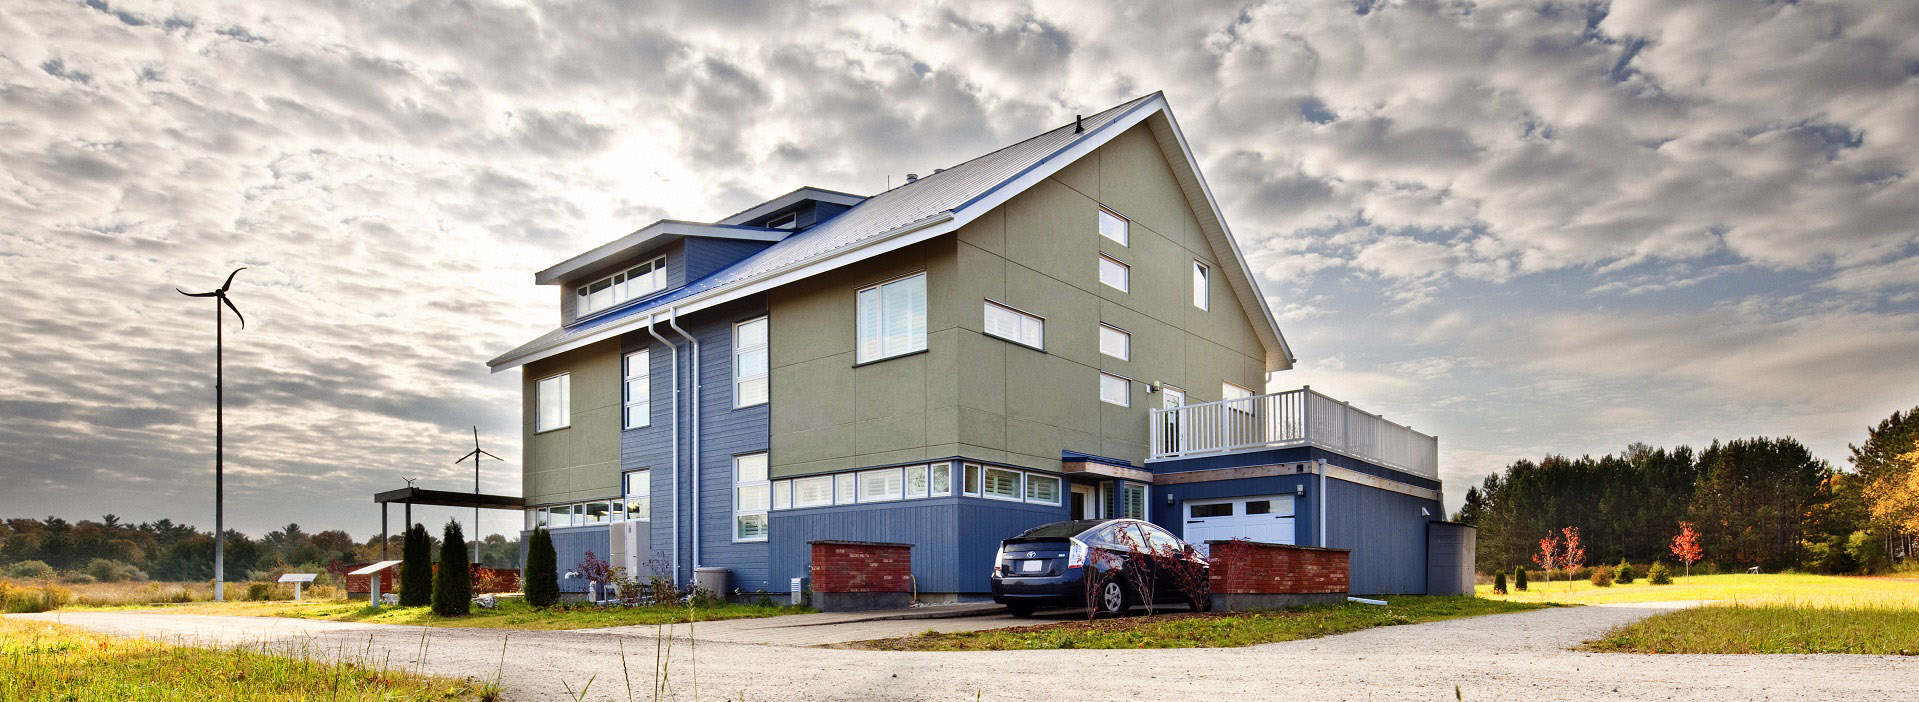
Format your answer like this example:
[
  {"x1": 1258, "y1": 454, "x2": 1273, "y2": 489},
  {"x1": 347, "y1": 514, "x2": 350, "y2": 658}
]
[
  {"x1": 104, "y1": 597, "x2": 810, "y2": 630},
  {"x1": 1477, "y1": 573, "x2": 1919, "y2": 654}
]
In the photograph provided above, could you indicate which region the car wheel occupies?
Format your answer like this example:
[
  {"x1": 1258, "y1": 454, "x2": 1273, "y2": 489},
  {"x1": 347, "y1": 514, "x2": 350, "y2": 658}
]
[
  {"x1": 1096, "y1": 579, "x2": 1128, "y2": 616},
  {"x1": 1007, "y1": 603, "x2": 1037, "y2": 618}
]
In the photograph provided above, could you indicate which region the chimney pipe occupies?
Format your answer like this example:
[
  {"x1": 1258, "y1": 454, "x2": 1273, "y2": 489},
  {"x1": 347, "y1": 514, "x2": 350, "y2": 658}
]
[{"x1": 1075, "y1": 114, "x2": 1083, "y2": 133}]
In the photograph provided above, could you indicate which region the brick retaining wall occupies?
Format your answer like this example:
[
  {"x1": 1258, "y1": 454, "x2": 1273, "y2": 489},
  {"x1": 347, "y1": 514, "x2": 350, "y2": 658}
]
[
  {"x1": 808, "y1": 540, "x2": 912, "y2": 612},
  {"x1": 1205, "y1": 540, "x2": 1350, "y2": 611}
]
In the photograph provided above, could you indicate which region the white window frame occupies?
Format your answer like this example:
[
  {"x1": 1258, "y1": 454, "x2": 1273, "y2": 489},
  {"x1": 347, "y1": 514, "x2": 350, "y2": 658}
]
[
  {"x1": 904, "y1": 464, "x2": 930, "y2": 499},
  {"x1": 793, "y1": 475, "x2": 834, "y2": 508},
  {"x1": 930, "y1": 463, "x2": 953, "y2": 496},
  {"x1": 1192, "y1": 260, "x2": 1210, "y2": 310},
  {"x1": 577, "y1": 255, "x2": 667, "y2": 317},
  {"x1": 1098, "y1": 207, "x2": 1128, "y2": 246},
  {"x1": 1025, "y1": 473, "x2": 1062, "y2": 506},
  {"x1": 982, "y1": 466, "x2": 1023, "y2": 502},
  {"x1": 983, "y1": 300, "x2": 1044, "y2": 350},
  {"x1": 1098, "y1": 323, "x2": 1130, "y2": 360},
  {"x1": 835, "y1": 473, "x2": 857, "y2": 505},
  {"x1": 624, "y1": 350, "x2": 651, "y2": 429},
  {"x1": 858, "y1": 467, "x2": 904, "y2": 503},
  {"x1": 1100, "y1": 372, "x2": 1131, "y2": 407},
  {"x1": 733, "y1": 453, "x2": 770, "y2": 542},
  {"x1": 856, "y1": 272, "x2": 928, "y2": 363},
  {"x1": 771, "y1": 479, "x2": 791, "y2": 511},
  {"x1": 1122, "y1": 483, "x2": 1148, "y2": 519},
  {"x1": 536, "y1": 373, "x2": 571, "y2": 433},
  {"x1": 1098, "y1": 254, "x2": 1130, "y2": 293},
  {"x1": 961, "y1": 463, "x2": 982, "y2": 497},
  {"x1": 733, "y1": 317, "x2": 769, "y2": 408},
  {"x1": 624, "y1": 469, "x2": 651, "y2": 521}
]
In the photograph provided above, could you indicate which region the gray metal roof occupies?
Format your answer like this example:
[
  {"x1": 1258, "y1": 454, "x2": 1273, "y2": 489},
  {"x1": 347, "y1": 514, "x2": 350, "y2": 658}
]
[{"x1": 490, "y1": 93, "x2": 1160, "y2": 369}]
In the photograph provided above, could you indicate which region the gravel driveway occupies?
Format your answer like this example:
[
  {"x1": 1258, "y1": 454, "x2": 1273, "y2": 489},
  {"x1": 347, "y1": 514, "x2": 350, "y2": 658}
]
[{"x1": 12, "y1": 603, "x2": 1916, "y2": 701}]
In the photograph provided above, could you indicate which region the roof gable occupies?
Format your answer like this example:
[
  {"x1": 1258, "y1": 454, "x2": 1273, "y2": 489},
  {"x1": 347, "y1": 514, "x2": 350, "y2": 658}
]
[{"x1": 491, "y1": 93, "x2": 1293, "y2": 373}]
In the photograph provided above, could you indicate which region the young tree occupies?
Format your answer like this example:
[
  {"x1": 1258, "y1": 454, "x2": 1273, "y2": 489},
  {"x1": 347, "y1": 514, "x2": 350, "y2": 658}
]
[
  {"x1": 1670, "y1": 521, "x2": 1703, "y2": 576},
  {"x1": 1560, "y1": 526, "x2": 1586, "y2": 587},
  {"x1": 431, "y1": 521, "x2": 472, "y2": 616},
  {"x1": 1532, "y1": 535, "x2": 1559, "y2": 587},
  {"x1": 398, "y1": 524, "x2": 432, "y2": 607},
  {"x1": 524, "y1": 526, "x2": 559, "y2": 608}
]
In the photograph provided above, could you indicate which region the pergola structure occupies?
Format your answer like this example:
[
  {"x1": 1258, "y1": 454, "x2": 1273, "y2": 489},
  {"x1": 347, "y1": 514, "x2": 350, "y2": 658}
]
[{"x1": 374, "y1": 487, "x2": 525, "y2": 560}]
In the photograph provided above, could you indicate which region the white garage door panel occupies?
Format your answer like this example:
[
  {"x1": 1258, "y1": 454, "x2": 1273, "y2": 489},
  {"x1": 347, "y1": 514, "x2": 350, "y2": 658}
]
[{"x1": 1184, "y1": 495, "x2": 1296, "y2": 549}]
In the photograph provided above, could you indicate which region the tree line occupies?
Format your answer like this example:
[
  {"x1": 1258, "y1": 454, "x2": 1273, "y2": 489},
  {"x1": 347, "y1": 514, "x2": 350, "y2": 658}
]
[
  {"x1": 1456, "y1": 406, "x2": 1919, "y2": 575},
  {"x1": 0, "y1": 515, "x2": 522, "y2": 582}
]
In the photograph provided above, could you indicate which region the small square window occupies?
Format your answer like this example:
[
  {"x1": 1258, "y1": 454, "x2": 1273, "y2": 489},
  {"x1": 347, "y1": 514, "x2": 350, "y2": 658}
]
[
  {"x1": 1098, "y1": 208, "x2": 1128, "y2": 246},
  {"x1": 930, "y1": 463, "x2": 953, "y2": 496},
  {"x1": 1098, "y1": 324, "x2": 1129, "y2": 360},
  {"x1": 905, "y1": 464, "x2": 929, "y2": 499},
  {"x1": 962, "y1": 463, "x2": 982, "y2": 497},
  {"x1": 1100, "y1": 372, "x2": 1130, "y2": 407},
  {"x1": 1098, "y1": 255, "x2": 1129, "y2": 292},
  {"x1": 536, "y1": 373, "x2": 570, "y2": 432}
]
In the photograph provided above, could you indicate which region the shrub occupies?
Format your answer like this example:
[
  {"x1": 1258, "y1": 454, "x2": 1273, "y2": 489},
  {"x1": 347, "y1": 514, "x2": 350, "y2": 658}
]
[
  {"x1": 399, "y1": 524, "x2": 433, "y2": 607},
  {"x1": 1513, "y1": 566, "x2": 1528, "y2": 591},
  {"x1": 1590, "y1": 565, "x2": 1614, "y2": 587},
  {"x1": 1847, "y1": 530, "x2": 1890, "y2": 573},
  {"x1": 7, "y1": 560, "x2": 54, "y2": 579},
  {"x1": 2, "y1": 581, "x2": 73, "y2": 613},
  {"x1": 431, "y1": 521, "x2": 472, "y2": 617},
  {"x1": 85, "y1": 558, "x2": 147, "y2": 583},
  {"x1": 245, "y1": 582, "x2": 275, "y2": 601},
  {"x1": 1615, "y1": 559, "x2": 1636, "y2": 584},
  {"x1": 1647, "y1": 561, "x2": 1673, "y2": 585},
  {"x1": 524, "y1": 527, "x2": 559, "y2": 608},
  {"x1": 59, "y1": 573, "x2": 97, "y2": 585},
  {"x1": 1493, "y1": 570, "x2": 1508, "y2": 594}
]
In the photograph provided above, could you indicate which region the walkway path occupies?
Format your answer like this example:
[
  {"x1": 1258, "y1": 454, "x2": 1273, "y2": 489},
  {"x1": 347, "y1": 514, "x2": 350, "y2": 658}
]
[{"x1": 13, "y1": 603, "x2": 1917, "y2": 700}]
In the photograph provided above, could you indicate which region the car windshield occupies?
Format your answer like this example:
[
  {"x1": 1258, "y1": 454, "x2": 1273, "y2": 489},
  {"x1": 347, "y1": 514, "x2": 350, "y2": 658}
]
[{"x1": 1016, "y1": 520, "x2": 1109, "y2": 539}]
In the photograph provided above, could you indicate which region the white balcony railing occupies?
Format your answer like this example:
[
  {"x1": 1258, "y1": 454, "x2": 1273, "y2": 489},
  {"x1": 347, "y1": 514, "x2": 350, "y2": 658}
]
[{"x1": 1147, "y1": 387, "x2": 1438, "y2": 480}]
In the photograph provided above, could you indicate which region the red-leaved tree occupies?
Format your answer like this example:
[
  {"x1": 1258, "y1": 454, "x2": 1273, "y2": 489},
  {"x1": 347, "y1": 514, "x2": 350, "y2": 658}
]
[
  {"x1": 1670, "y1": 521, "x2": 1703, "y2": 576},
  {"x1": 1533, "y1": 535, "x2": 1559, "y2": 586},
  {"x1": 1560, "y1": 527, "x2": 1585, "y2": 591}
]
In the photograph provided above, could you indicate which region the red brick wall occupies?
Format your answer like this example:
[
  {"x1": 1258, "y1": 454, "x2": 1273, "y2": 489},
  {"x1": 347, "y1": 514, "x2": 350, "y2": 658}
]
[
  {"x1": 1207, "y1": 541, "x2": 1349, "y2": 595},
  {"x1": 331, "y1": 563, "x2": 396, "y2": 594},
  {"x1": 809, "y1": 541, "x2": 912, "y2": 593}
]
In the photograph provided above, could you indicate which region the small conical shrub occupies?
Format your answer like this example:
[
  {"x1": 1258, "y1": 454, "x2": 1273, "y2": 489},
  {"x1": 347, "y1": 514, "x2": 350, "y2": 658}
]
[
  {"x1": 1513, "y1": 566, "x2": 1528, "y2": 591},
  {"x1": 432, "y1": 520, "x2": 472, "y2": 616},
  {"x1": 1647, "y1": 561, "x2": 1673, "y2": 585},
  {"x1": 1615, "y1": 559, "x2": 1636, "y2": 584},
  {"x1": 1493, "y1": 570, "x2": 1508, "y2": 595},
  {"x1": 524, "y1": 526, "x2": 559, "y2": 608},
  {"x1": 398, "y1": 524, "x2": 433, "y2": 606}
]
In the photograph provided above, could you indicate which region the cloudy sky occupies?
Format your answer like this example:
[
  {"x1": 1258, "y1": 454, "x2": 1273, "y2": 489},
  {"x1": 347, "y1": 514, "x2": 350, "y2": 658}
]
[{"x1": 3, "y1": 0, "x2": 1916, "y2": 540}]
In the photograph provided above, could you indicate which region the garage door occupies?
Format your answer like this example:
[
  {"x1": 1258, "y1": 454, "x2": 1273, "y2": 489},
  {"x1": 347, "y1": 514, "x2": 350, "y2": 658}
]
[{"x1": 1183, "y1": 495, "x2": 1295, "y2": 554}]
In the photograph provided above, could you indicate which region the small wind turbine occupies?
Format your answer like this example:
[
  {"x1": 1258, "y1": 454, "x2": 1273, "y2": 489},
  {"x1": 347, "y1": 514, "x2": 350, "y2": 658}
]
[
  {"x1": 453, "y1": 427, "x2": 503, "y2": 564},
  {"x1": 176, "y1": 267, "x2": 246, "y2": 602}
]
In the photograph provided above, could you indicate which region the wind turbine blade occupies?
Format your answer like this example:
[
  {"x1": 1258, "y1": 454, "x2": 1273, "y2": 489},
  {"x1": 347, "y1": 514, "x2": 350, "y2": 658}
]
[
  {"x1": 178, "y1": 288, "x2": 219, "y2": 297},
  {"x1": 479, "y1": 450, "x2": 504, "y2": 461},
  {"x1": 221, "y1": 295, "x2": 245, "y2": 329},
  {"x1": 219, "y1": 267, "x2": 247, "y2": 293},
  {"x1": 455, "y1": 450, "x2": 480, "y2": 464}
]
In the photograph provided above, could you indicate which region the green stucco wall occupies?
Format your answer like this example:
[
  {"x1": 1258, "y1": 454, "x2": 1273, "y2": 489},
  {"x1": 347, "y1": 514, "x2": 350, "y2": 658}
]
[{"x1": 521, "y1": 339, "x2": 622, "y2": 504}]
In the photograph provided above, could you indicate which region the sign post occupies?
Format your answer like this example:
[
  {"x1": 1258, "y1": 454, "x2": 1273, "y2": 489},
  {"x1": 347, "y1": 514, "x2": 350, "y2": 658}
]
[
  {"x1": 277, "y1": 573, "x2": 318, "y2": 602},
  {"x1": 347, "y1": 560, "x2": 403, "y2": 607}
]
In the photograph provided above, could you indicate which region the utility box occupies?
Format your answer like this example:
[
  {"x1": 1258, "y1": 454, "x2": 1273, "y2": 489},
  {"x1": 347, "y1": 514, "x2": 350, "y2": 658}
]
[
  {"x1": 693, "y1": 567, "x2": 728, "y2": 598},
  {"x1": 1426, "y1": 521, "x2": 1477, "y2": 596}
]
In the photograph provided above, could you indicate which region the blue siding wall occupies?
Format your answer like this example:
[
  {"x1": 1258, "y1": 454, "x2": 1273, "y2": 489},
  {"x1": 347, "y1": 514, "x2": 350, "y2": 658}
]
[
  {"x1": 520, "y1": 525, "x2": 612, "y2": 594},
  {"x1": 1323, "y1": 477, "x2": 1437, "y2": 594},
  {"x1": 768, "y1": 497, "x2": 1066, "y2": 594},
  {"x1": 684, "y1": 238, "x2": 774, "y2": 283}
]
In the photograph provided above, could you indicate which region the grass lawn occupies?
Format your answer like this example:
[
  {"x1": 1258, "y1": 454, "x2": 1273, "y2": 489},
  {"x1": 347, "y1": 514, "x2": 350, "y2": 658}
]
[
  {"x1": 0, "y1": 617, "x2": 493, "y2": 700},
  {"x1": 1479, "y1": 572, "x2": 1919, "y2": 654},
  {"x1": 101, "y1": 596, "x2": 811, "y2": 631},
  {"x1": 850, "y1": 596, "x2": 1548, "y2": 651}
]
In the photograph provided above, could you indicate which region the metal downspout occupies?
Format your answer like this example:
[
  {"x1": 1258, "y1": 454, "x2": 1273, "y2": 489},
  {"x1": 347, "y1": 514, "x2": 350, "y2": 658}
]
[
  {"x1": 644, "y1": 314, "x2": 681, "y2": 582},
  {"x1": 668, "y1": 313, "x2": 701, "y2": 573}
]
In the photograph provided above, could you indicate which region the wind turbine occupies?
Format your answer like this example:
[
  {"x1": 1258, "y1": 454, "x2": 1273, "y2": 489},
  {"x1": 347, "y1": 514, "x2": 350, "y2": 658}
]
[
  {"x1": 453, "y1": 427, "x2": 503, "y2": 564},
  {"x1": 176, "y1": 267, "x2": 246, "y2": 602}
]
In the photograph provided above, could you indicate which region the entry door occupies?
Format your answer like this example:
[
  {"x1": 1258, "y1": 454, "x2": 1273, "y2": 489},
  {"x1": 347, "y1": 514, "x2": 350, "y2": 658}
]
[
  {"x1": 1161, "y1": 386, "x2": 1186, "y2": 453},
  {"x1": 1070, "y1": 483, "x2": 1100, "y2": 520},
  {"x1": 1183, "y1": 495, "x2": 1296, "y2": 551}
]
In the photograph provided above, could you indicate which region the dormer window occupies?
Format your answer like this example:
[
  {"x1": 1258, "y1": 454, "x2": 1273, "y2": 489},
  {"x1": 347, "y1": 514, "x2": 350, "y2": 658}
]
[{"x1": 577, "y1": 256, "x2": 666, "y2": 317}]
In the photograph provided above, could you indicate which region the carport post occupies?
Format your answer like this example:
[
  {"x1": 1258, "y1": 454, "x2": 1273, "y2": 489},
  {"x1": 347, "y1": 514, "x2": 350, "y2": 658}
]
[{"x1": 380, "y1": 503, "x2": 389, "y2": 560}]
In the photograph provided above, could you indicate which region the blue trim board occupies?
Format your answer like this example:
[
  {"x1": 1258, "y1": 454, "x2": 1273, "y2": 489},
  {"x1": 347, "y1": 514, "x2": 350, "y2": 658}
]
[{"x1": 1149, "y1": 446, "x2": 1441, "y2": 492}]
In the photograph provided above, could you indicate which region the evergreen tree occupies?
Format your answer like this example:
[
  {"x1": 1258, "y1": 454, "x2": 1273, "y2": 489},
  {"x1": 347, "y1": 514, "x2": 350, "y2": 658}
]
[
  {"x1": 398, "y1": 524, "x2": 432, "y2": 607},
  {"x1": 524, "y1": 526, "x2": 559, "y2": 608},
  {"x1": 432, "y1": 521, "x2": 472, "y2": 616},
  {"x1": 1513, "y1": 565, "x2": 1527, "y2": 591},
  {"x1": 1493, "y1": 570, "x2": 1507, "y2": 594}
]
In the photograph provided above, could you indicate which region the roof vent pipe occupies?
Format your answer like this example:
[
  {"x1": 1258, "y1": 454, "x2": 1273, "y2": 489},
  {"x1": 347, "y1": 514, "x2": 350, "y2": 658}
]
[
  {"x1": 1075, "y1": 114, "x2": 1083, "y2": 133},
  {"x1": 905, "y1": 173, "x2": 918, "y2": 183}
]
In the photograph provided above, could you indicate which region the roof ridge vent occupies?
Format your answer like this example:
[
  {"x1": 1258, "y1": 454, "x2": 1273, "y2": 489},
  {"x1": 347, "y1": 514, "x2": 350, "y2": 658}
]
[{"x1": 905, "y1": 173, "x2": 918, "y2": 183}]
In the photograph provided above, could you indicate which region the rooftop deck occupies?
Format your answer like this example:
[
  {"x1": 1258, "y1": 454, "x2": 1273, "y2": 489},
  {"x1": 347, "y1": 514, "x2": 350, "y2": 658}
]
[{"x1": 1148, "y1": 387, "x2": 1438, "y2": 480}]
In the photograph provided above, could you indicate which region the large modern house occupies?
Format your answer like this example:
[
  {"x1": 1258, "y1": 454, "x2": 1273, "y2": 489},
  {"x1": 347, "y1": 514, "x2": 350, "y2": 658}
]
[{"x1": 488, "y1": 93, "x2": 1445, "y2": 598}]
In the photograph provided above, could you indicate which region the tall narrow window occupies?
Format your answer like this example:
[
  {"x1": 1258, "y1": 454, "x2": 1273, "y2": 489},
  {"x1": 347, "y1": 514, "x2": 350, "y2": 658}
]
[
  {"x1": 536, "y1": 373, "x2": 570, "y2": 432},
  {"x1": 1098, "y1": 255, "x2": 1129, "y2": 292},
  {"x1": 1192, "y1": 260, "x2": 1210, "y2": 310},
  {"x1": 1098, "y1": 324, "x2": 1130, "y2": 360},
  {"x1": 962, "y1": 463, "x2": 982, "y2": 497},
  {"x1": 734, "y1": 317, "x2": 769, "y2": 407},
  {"x1": 1098, "y1": 207, "x2": 1128, "y2": 246},
  {"x1": 983, "y1": 301, "x2": 1044, "y2": 349},
  {"x1": 835, "y1": 473, "x2": 857, "y2": 505},
  {"x1": 734, "y1": 453, "x2": 769, "y2": 542},
  {"x1": 624, "y1": 350, "x2": 651, "y2": 428},
  {"x1": 624, "y1": 469, "x2": 650, "y2": 521},
  {"x1": 856, "y1": 273, "x2": 927, "y2": 363},
  {"x1": 1100, "y1": 372, "x2": 1131, "y2": 407},
  {"x1": 1122, "y1": 483, "x2": 1147, "y2": 519}
]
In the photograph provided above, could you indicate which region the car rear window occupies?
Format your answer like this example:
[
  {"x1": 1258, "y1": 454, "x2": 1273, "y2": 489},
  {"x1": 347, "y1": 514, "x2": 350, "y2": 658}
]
[{"x1": 1017, "y1": 520, "x2": 1107, "y2": 539}]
